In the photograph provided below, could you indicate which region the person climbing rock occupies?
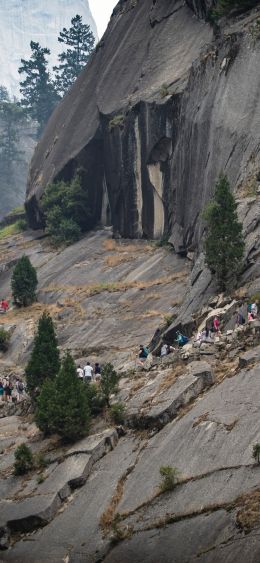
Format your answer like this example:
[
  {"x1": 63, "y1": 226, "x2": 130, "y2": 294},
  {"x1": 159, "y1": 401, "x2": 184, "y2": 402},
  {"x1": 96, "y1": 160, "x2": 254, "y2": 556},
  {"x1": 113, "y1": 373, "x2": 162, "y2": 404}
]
[
  {"x1": 251, "y1": 302, "x2": 258, "y2": 318},
  {"x1": 236, "y1": 310, "x2": 245, "y2": 326},
  {"x1": 160, "y1": 343, "x2": 168, "y2": 357},
  {"x1": 175, "y1": 331, "x2": 189, "y2": 347},
  {"x1": 94, "y1": 363, "x2": 101, "y2": 381},
  {"x1": 0, "y1": 298, "x2": 9, "y2": 313},
  {"x1": 83, "y1": 362, "x2": 93, "y2": 382},
  {"x1": 77, "y1": 365, "x2": 84, "y2": 379},
  {"x1": 137, "y1": 345, "x2": 149, "y2": 365},
  {"x1": 213, "y1": 316, "x2": 220, "y2": 333}
]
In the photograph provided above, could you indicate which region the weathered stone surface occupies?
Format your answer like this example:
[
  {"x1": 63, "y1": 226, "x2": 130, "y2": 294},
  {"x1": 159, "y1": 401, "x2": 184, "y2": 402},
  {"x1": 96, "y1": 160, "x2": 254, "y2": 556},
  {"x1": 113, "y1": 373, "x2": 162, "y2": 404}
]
[
  {"x1": 120, "y1": 466, "x2": 260, "y2": 532},
  {"x1": 0, "y1": 494, "x2": 61, "y2": 533},
  {"x1": 118, "y1": 366, "x2": 260, "y2": 514},
  {"x1": 239, "y1": 345, "x2": 260, "y2": 368},
  {"x1": 1, "y1": 437, "x2": 138, "y2": 562},
  {"x1": 103, "y1": 509, "x2": 260, "y2": 563}
]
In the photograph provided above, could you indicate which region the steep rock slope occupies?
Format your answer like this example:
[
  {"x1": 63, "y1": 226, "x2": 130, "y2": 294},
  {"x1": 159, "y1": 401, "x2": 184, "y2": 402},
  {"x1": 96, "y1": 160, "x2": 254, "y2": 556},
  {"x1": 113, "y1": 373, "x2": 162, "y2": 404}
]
[
  {"x1": 26, "y1": 0, "x2": 260, "y2": 251},
  {"x1": 0, "y1": 0, "x2": 97, "y2": 97}
]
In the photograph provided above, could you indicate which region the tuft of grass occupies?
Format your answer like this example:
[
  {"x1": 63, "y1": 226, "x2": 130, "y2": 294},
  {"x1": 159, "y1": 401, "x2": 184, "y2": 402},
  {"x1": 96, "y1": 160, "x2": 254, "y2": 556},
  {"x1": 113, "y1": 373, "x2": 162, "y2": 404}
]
[
  {"x1": 109, "y1": 115, "x2": 125, "y2": 131},
  {"x1": 36, "y1": 474, "x2": 45, "y2": 484},
  {"x1": 109, "y1": 402, "x2": 126, "y2": 425},
  {"x1": 159, "y1": 84, "x2": 170, "y2": 98},
  {"x1": 105, "y1": 255, "x2": 135, "y2": 268},
  {"x1": 159, "y1": 466, "x2": 180, "y2": 492}
]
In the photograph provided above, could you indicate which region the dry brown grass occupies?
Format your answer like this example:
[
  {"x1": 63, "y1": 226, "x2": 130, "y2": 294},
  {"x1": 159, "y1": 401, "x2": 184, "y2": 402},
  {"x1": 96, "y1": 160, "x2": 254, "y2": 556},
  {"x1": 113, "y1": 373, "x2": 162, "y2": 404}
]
[
  {"x1": 214, "y1": 358, "x2": 238, "y2": 384},
  {"x1": 100, "y1": 477, "x2": 125, "y2": 532},
  {"x1": 102, "y1": 239, "x2": 153, "y2": 253},
  {"x1": 42, "y1": 271, "x2": 188, "y2": 299},
  {"x1": 236, "y1": 490, "x2": 260, "y2": 532},
  {"x1": 158, "y1": 364, "x2": 185, "y2": 393},
  {"x1": 105, "y1": 255, "x2": 135, "y2": 268}
]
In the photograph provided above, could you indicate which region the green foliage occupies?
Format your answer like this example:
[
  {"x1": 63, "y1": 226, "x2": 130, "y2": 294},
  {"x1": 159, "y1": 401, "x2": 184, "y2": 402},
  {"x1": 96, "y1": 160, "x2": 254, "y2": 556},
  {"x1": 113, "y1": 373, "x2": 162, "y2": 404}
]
[
  {"x1": 35, "y1": 352, "x2": 91, "y2": 442},
  {"x1": 100, "y1": 363, "x2": 120, "y2": 406},
  {"x1": 34, "y1": 452, "x2": 50, "y2": 469},
  {"x1": 252, "y1": 443, "x2": 260, "y2": 464},
  {"x1": 211, "y1": 0, "x2": 258, "y2": 18},
  {"x1": 250, "y1": 292, "x2": 260, "y2": 305},
  {"x1": 159, "y1": 466, "x2": 180, "y2": 492},
  {"x1": 54, "y1": 15, "x2": 95, "y2": 97},
  {"x1": 164, "y1": 314, "x2": 174, "y2": 327},
  {"x1": 203, "y1": 174, "x2": 245, "y2": 291},
  {"x1": 0, "y1": 328, "x2": 10, "y2": 352},
  {"x1": 109, "y1": 115, "x2": 125, "y2": 131},
  {"x1": 85, "y1": 383, "x2": 106, "y2": 415},
  {"x1": 0, "y1": 96, "x2": 25, "y2": 173},
  {"x1": 0, "y1": 220, "x2": 27, "y2": 240},
  {"x1": 41, "y1": 174, "x2": 90, "y2": 246},
  {"x1": 25, "y1": 312, "x2": 60, "y2": 396},
  {"x1": 160, "y1": 83, "x2": 170, "y2": 98},
  {"x1": 14, "y1": 443, "x2": 34, "y2": 475},
  {"x1": 18, "y1": 41, "x2": 60, "y2": 135},
  {"x1": 109, "y1": 402, "x2": 126, "y2": 425},
  {"x1": 11, "y1": 255, "x2": 38, "y2": 306}
]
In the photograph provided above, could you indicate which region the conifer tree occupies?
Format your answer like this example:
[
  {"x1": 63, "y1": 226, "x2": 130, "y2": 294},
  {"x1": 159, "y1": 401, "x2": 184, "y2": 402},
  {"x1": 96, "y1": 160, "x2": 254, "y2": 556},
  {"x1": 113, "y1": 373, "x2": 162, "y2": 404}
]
[
  {"x1": 25, "y1": 312, "x2": 60, "y2": 395},
  {"x1": 100, "y1": 363, "x2": 120, "y2": 406},
  {"x1": 11, "y1": 255, "x2": 38, "y2": 307},
  {"x1": 18, "y1": 41, "x2": 59, "y2": 135},
  {"x1": 203, "y1": 174, "x2": 245, "y2": 290},
  {"x1": 35, "y1": 352, "x2": 91, "y2": 441},
  {"x1": 54, "y1": 15, "x2": 95, "y2": 96}
]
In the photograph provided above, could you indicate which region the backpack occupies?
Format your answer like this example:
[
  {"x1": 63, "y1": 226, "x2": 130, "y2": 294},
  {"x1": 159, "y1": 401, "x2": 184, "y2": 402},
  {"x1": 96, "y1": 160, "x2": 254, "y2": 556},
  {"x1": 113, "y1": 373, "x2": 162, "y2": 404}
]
[
  {"x1": 18, "y1": 381, "x2": 24, "y2": 392},
  {"x1": 143, "y1": 347, "x2": 149, "y2": 358},
  {"x1": 247, "y1": 304, "x2": 252, "y2": 313}
]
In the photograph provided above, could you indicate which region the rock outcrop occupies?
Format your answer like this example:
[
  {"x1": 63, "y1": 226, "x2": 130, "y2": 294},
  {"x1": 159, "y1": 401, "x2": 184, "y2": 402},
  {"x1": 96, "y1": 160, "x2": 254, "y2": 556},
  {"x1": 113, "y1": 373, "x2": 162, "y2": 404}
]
[{"x1": 26, "y1": 0, "x2": 260, "y2": 253}]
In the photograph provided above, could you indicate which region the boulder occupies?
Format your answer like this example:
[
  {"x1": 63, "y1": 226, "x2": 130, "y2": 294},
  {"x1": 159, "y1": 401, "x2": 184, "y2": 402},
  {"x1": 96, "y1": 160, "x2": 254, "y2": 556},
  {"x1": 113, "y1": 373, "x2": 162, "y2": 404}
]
[{"x1": 239, "y1": 345, "x2": 260, "y2": 368}]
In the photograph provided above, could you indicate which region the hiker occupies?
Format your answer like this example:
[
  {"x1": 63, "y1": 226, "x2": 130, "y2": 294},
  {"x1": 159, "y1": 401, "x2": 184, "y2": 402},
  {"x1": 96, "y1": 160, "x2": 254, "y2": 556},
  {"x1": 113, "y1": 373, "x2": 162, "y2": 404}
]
[
  {"x1": 94, "y1": 363, "x2": 101, "y2": 382},
  {"x1": 236, "y1": 310, "x2": 245, "y2": 326},
  {"x1": 175, "y1": 331, "x2": 189, "y2": 347},
  {"x1": 83, "y1": 362, "x2": 93, "y2": 382},
  {"x1": 0, "y1": 299, "x2": 9, "y2": 313},
  {"x1": 77, "y1": 365, "x2": 84, "y2": 379},
  {"x1": 160, "y1": 343, "x2": 168, "y2": 357},
  {"x1": 4, "y1": 381, "x2": 12, "y2": 401},
  {"x1": 213, "y1": 316, "x2": 220, "y2": 333},
  {"x1": 137, "y1": 345, "x2": 149, "y2": 365},
  {"x1": 16, "y1": 379, "x2": 24, "y2": 401},
  {"x1": 0, "y1": 381, "x2": 4, "y2": 401},
  {"x1": 251, "y1": 302, "x2": 258, "y2": 319}
]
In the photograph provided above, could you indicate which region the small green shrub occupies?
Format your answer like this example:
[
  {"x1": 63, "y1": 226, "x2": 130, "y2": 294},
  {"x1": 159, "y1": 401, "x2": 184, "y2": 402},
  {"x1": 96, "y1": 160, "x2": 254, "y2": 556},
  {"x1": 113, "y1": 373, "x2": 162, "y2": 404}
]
[
  {"x1": 37, "y1": 474, "x2": 45, "y2": 484},
  {"x1": 0, "y1": 328, "x2": 10, "y2": 352},
  {"x1": 34, "y1": 452, "x2": 50, "y2": 469},
  {"x1": 250, "y1": 292, "x2": 260, "y2": 306},
  {"x1": 159, "y1": 83, "x2": 170, "y2": 98},
  {"x1": 109, "y1": 115, "x2": 125, "y2": 131},
  {"x1": 109, "y1": 402, "x2": 126, "y2": 424},
  {"x1": 14, "y1": 443, "x2": 34, "y2": 475},
  {"x1": 252, "y1": 443, "x2": 260, "y2": 464},
  {"x1": 16, "y1": 218, "x2": 27, "y2": 231},
  {"x1": 164, "y1": 314, "x2": 174, "y2": 327},
  {"x1": 159, "y1": 466, "x2": 180, "y2": 492}
]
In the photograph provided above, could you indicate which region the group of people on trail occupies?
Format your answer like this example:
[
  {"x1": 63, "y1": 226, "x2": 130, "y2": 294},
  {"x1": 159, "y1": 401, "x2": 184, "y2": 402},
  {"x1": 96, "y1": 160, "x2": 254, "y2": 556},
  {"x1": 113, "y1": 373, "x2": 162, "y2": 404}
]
[
  {"x1": 0, "y1": 298, "x2": 9, "y2": 314},
  {"x1": 0, "y1": 378, "x2": 25, "y2": 402},
  {"x1": 77, "y1": 362, "x2": 101, "y2": 383}
]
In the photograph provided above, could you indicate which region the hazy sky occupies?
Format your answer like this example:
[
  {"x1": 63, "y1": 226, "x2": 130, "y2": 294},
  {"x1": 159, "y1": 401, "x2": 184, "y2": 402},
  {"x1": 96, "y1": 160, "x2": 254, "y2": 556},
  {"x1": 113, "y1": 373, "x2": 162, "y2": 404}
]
[{"x1": 89, "y1": 0, "x2": 117, "y2": 39}]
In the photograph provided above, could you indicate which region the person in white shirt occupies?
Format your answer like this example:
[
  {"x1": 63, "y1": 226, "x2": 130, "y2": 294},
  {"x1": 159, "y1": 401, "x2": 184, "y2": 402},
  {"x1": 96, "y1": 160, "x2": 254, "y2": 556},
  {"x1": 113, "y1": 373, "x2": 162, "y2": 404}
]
[
  {"x1": 77, "y1": 365, "x2": 84, "y2": 379},
  {"x1": 83, "y1": 362, "x2": 93, "y2": 382},
  {"x1": 160, "y1": 343, "x2": 168, "y2": 357}
]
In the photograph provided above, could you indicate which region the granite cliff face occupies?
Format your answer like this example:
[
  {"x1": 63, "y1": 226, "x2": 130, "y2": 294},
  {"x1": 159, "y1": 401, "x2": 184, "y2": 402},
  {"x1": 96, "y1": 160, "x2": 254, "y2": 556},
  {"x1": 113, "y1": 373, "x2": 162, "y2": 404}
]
[
  {"x1": 0, "y1": 0, "x2": 97, "y2": 97},
  {"x1": 26, "y1": 0, "x2": 260, "y2": 253}
]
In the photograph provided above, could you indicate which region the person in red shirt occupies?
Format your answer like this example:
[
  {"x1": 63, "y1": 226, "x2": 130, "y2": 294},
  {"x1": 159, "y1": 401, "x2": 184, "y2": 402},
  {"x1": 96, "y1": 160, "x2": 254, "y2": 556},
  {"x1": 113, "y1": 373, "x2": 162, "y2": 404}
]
[{"x1": 1, "y1": 299, "x2": 9, "y2": 312}]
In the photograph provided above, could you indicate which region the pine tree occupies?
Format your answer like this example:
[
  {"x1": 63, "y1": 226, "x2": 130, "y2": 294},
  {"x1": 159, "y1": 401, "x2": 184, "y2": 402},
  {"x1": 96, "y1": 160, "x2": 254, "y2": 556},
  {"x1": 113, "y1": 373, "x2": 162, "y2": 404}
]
[
  {"x1": 0, "y1": 97, "x2": 25, "y2": 177},
  {"x1": 18, "y1": 41, "x2": 59, "y2": 135},
  {"x1": 203, "y1": 174, "x2": 245, "y2": 290},
  {"x1": 54, "y1": 15, "x2": 95, "y2": 96},
  {"x1": 11, "y1": 255, "x2": 38, "y2": 307},
  {"x1": 100, "y1": 363, "x2": 120, "y2": 406},
  {"x1": 35, "y1": 352, "x2": 91, "y2": 442},
  {"x1": 25, "y1": 312, "x2": 60, "y2": 396}
]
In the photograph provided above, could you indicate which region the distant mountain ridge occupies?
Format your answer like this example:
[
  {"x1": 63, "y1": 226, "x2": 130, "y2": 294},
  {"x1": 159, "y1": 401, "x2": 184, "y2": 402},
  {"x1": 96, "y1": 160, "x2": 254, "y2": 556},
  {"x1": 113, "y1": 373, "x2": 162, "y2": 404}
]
[{"x1": 0, "y1": 0, "x2": 98, "y2": 97}]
